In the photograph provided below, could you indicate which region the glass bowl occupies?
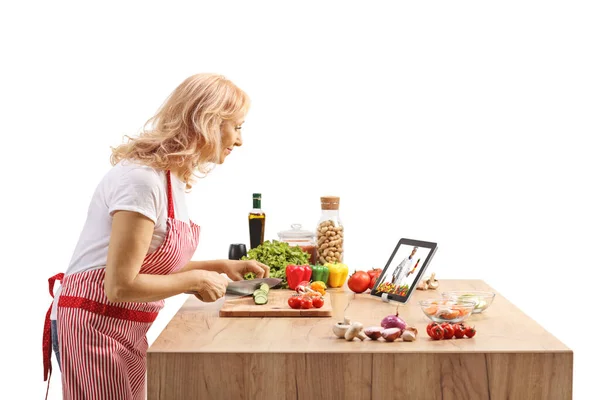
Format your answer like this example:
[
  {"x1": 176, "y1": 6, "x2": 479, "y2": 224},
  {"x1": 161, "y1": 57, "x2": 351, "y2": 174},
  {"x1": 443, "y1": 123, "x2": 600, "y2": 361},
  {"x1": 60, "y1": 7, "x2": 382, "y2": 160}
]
[
  {"x1": 441, "y1": 291, "x2": 496, "y2": 314},
  {"x1": 419, "y1": 298, "x2": 476, "y2": 324}
]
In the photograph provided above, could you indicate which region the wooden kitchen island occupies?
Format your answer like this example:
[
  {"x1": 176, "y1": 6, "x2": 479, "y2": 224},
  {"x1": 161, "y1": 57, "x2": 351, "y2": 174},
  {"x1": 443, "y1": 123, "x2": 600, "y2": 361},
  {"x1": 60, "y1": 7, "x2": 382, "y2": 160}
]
[{"x1": 147, "y1": 280, "x2": 572, "y2": 399}]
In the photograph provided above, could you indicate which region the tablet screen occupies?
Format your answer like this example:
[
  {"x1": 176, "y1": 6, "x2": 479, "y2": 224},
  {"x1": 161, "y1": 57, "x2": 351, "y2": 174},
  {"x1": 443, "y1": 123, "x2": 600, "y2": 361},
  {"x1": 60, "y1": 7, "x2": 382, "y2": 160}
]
[{"x1": 374, "y1": 244, "x2": 433, "y2": 297}]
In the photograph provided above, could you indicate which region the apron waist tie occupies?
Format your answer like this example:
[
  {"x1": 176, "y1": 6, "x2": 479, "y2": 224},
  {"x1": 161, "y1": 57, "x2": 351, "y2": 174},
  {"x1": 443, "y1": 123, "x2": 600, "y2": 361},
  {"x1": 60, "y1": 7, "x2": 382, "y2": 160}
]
[
  {"x1": 58, "y1": 296, "x2": 159, "y2": 322},
  {"x1": 43, "y1": 273, "x2": 64, "y2": 399}
]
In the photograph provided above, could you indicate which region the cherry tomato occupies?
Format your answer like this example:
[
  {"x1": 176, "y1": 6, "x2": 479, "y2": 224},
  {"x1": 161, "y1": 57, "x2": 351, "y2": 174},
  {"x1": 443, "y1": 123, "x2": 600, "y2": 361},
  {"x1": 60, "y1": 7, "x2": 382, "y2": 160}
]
[
  {"x1": 287, "y1": 296, "x2": 301, "y2": 309},
  {"x1": 300, "y1": 297, "x2": 313, "y2": 309},
  {"x1": 426, "y1": 322, "x2": 438, "y2": 337},
  {"x1": 452, "y1": 323, "x2": 466, "y2": 339},
  {"x1": 312, "y1": 296, "x2": 324, "y2": 308},
  {"x1": 464, "y1": 326, "x2": 476, "y2": 338},
  {"x1": 428, "y1": 324, "x2": 444, "y2": 340},
  {"x1": 441, "y1": 323, "x2": 454, "y2": 339}
]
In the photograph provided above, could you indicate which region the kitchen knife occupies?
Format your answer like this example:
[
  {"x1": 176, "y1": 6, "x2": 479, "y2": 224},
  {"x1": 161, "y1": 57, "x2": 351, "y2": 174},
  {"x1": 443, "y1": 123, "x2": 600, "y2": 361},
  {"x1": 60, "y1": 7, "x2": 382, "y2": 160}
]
[
  {"x1": 225, "y1": 278, "x2": 282, "y2": 296},
  {"x1": 185, "y1": 278, "x2": 282, "y2": 297}
]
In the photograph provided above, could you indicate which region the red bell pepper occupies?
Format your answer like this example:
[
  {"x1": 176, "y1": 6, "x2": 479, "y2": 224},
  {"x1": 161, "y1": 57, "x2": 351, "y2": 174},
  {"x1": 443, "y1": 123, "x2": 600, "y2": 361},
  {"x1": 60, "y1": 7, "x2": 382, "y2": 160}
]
[{"x1": 285, "y1": 264, "x2": 312, "y2": 290}]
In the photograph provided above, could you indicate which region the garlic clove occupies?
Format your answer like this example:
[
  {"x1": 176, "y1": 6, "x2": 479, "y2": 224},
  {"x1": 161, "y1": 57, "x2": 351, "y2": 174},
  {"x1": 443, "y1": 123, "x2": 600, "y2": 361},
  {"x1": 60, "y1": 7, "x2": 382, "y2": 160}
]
[{"x1": 401, "y1": 330, "x2": 417, "y2": 342}]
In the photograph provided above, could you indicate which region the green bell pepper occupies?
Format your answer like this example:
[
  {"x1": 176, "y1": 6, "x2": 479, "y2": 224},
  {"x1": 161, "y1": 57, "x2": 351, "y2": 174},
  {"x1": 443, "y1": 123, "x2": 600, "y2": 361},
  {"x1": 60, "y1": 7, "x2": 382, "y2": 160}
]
[{"x1": 310, "y1": 264, "x2": 330, "y2": 285}]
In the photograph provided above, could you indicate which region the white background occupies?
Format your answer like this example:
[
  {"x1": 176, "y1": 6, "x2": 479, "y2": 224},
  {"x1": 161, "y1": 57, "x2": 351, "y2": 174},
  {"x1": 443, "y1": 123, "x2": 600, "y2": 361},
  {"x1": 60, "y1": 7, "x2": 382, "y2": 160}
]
[{"x1": 1, "y1": 1, "x2": 598, "y2": 398}]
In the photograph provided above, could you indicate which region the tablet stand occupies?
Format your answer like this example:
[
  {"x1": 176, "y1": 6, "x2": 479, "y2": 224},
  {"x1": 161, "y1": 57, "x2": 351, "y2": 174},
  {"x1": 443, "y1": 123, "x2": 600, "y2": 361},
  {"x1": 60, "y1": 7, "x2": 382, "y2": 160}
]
[{"x1": 381, "y1": 293, "x2": 391, "y2": 303}]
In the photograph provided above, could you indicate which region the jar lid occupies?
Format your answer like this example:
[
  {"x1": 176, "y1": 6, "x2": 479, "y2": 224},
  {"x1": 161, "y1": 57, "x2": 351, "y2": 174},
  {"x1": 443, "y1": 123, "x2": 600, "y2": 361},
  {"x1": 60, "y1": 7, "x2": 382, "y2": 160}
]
[
  {"x1": 277, "y1": 224, "x2": 316, "y2": 239},
  {"x1": 321, "y1": 196, "x2": 340, "y2": 210}
]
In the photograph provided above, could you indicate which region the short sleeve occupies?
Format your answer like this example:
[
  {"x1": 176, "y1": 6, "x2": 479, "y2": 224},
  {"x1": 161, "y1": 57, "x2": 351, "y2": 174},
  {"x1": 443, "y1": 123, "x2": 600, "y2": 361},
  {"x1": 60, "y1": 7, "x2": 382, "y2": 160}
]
[{"x1": 107, "y1": 166, "x2": 163, "y2": 224}]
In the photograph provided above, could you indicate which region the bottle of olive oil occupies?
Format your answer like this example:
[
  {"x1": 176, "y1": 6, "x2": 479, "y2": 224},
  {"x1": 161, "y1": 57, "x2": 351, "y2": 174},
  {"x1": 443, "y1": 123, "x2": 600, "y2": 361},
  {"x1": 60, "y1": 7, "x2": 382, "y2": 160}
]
[{"x1": 249, "y1": 193, "x2": 265, "y2": 249}]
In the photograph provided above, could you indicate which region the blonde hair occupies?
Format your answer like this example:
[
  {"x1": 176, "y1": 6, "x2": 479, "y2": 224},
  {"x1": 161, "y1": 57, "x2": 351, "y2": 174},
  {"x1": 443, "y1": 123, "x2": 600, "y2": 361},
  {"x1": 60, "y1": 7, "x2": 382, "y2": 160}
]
[{"x1": 110, "y1": 73, "x2": 250, "y2": 188}]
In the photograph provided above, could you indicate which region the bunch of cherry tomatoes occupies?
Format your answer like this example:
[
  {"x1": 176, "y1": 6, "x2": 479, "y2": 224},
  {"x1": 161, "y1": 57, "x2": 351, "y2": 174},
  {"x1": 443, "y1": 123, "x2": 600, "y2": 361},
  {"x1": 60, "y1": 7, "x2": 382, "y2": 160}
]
[
  {"x1": 287, "y1": 281, "x2": 325, "y2": 309},
  {"x1": 426, "y1": 322, "x2": 476, "y2": 340},
  {"x1": 287, "y1": 292, "x2": 324, "y2": 309}
]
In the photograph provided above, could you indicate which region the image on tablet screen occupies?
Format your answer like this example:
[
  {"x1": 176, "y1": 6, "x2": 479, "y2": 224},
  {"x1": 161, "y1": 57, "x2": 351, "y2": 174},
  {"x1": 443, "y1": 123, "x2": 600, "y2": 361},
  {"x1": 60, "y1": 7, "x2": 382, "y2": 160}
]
[{"x1": 374, "y1": 244, "x2": 432, "y2": 297}]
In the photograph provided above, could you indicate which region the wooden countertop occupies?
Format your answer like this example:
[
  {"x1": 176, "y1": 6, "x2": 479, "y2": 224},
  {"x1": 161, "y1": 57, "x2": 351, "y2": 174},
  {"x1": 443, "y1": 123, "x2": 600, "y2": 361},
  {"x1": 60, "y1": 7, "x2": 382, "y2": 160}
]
[{"x1": 148, "y1": 279, "x2": 570, "y2": 354}]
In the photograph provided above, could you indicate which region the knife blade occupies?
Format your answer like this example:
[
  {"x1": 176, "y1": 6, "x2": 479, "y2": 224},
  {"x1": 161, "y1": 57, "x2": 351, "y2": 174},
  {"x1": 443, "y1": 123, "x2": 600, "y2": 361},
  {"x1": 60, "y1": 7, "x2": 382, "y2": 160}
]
[
  {"x1": 184, "y1": 277, "x2": 282, "y2": 297},
  {"x1": 225, "y1": 278, "x2": 282, "y2": 296}
]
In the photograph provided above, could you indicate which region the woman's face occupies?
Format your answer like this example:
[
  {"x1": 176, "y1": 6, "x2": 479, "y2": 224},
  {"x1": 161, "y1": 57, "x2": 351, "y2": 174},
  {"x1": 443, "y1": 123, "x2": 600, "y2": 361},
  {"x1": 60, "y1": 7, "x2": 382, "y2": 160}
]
[{"x1": 218, "y1": 113, "x2": 245, "y2": 164}]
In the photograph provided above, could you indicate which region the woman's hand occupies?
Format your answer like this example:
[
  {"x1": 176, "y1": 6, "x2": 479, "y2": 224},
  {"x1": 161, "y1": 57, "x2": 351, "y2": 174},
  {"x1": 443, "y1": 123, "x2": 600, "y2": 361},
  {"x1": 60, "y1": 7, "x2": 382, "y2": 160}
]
[
  {"x1": 191, "y1": 270, "x2": 229, "y2": 302},
  {"x1": 222, "y1": 260, "x2": 270, "y2": 281}
]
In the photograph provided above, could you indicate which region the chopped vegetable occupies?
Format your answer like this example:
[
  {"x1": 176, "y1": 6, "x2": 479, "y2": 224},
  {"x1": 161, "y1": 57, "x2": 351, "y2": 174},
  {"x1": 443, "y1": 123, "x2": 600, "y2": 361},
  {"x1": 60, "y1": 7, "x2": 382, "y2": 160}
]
[
  {"x1": 252, "y1": 282, "x2": 270, "y2": 305},
  {"x1": 241, "y1": 240, "x2": 310, "y2": 288}
]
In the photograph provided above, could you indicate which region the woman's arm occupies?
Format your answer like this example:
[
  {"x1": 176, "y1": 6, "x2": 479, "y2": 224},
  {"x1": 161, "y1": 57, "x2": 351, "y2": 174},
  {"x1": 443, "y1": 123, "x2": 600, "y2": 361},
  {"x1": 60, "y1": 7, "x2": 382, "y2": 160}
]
[
  {"x1": 104, "y1": 210, "x2": 225, "y2": 303},
  {"x1": 181, "y1": 259, "x2": 270, "y2": 281}
]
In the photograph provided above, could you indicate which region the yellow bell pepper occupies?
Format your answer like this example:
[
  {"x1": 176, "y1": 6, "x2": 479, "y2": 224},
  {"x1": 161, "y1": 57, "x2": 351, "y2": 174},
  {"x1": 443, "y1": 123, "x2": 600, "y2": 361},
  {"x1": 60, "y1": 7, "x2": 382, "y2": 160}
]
[{"x1": 325, "y1": 263, "x2": 349, "y2": 288}]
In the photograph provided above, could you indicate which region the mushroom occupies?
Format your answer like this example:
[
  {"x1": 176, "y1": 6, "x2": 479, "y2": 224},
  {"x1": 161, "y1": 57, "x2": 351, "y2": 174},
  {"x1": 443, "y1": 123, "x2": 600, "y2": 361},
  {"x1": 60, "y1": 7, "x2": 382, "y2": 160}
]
[
  {"x1": 416, "y1": 280, "x2": 429, "y2": 290},
  {"x1": 416, "y1": 273, "x2": 439, "y2": 290},
  {"x1": 332, "y1": 317, "x2": 352, "y2": 338},
  {"x1": 345, "y1": 322, "x2": 366, "y2": 341},
  {"x1": 428, "y1": 273, "x2": 439, "y2": 290}
]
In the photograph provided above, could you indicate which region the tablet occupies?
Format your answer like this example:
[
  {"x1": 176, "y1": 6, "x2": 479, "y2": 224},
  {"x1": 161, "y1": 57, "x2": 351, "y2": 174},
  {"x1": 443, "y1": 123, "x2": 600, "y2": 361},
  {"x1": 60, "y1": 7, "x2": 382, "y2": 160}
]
[{"x1": 370, "y1": 238, "x2": 438, "y2": 303}]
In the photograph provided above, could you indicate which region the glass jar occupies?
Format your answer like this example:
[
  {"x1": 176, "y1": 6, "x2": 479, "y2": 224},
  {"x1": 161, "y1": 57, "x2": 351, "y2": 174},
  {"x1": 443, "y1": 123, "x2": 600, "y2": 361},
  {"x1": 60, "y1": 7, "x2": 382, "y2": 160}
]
[
  {"x1": 316, "y1": 196, "x2": 344, "y2": 264},
  {"x1": 277, "y1": 224, "x2": 317, "y2": 265}
]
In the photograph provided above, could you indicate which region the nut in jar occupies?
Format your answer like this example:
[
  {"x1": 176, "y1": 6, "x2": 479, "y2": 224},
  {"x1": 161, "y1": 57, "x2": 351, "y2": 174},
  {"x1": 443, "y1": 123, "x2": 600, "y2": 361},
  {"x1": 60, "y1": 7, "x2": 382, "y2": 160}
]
[{"x1": 316, "y1": 219, "x2": 344, "y2": 264}]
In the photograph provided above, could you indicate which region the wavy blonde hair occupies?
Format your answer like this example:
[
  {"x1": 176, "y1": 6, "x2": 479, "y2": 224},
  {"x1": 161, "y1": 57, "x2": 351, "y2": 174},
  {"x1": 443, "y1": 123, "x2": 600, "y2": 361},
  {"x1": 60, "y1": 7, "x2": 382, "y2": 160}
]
[{"x1": 111, "y1": 73, "x2": 250, "y2": 188}]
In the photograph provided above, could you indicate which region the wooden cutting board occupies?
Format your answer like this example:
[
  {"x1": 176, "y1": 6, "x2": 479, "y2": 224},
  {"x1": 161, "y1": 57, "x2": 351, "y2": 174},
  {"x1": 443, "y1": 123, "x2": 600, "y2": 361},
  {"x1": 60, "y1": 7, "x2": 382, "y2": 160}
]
[{"x1": 219, "y1": 289, "x2": 332, "y2": 317}]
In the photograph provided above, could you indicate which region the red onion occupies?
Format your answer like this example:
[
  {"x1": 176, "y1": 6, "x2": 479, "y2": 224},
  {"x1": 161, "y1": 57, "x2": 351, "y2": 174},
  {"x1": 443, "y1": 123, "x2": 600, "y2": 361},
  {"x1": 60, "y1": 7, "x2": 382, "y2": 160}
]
[{"x1": 381, "y1": 309, "x2": 407, "y2": 332}]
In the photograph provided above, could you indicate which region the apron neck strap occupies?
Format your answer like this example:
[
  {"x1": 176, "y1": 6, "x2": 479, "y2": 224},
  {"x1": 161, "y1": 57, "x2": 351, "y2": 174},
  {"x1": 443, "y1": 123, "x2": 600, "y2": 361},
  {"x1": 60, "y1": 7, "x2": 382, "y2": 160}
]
[{"x1": 166, "y1": 170, "x2": 175, "y2": 219}]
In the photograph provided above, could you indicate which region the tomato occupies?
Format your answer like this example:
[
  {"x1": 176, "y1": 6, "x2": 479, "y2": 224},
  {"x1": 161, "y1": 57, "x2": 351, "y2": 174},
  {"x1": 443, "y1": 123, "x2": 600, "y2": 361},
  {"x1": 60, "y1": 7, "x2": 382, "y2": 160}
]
[
  {"x1": 452, "y1": 323, "x2": 466, "y2": 339},
  {"x1": 426, "y1": 322, "x2": 438, "y2": 337},
  {"x1": 367, "y1": 268, "x2": 382, "y2": 289},
  {"x1": 312, "y1": 296, "x2": 324, "y2": 308},
  {"x1": 300, "y1": 297, "x2": 313, "y2": 309},
  {"x1": 287, "y1": 296, "x2": 301, "y2": 309},
  {"x1": 440, "y1": 323, "x2": 454, "y2": 339},
  {"x1": 464, "y1": 326, "x2": 476, "y2": 338},
  {"x1": 427, "y1": 324, "x2": 444, "y2": 340},
  {"x1": 347, "y1": 271, "x2": 371, "y2": 293}
]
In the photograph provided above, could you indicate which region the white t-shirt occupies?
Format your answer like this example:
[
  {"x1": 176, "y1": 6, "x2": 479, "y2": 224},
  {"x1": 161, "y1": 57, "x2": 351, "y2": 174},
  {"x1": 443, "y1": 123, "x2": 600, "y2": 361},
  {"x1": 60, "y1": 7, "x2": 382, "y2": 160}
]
[{"x1": 50, "y1": 160, "x2": 191, "y2": 319}]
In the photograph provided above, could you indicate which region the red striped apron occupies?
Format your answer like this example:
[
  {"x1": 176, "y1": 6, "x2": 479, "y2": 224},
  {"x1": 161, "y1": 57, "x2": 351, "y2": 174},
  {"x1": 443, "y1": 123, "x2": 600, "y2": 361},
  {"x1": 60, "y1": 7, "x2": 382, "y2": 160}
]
[{"x1": 43, "y1": 170, "x2": 200, "y2": 400}]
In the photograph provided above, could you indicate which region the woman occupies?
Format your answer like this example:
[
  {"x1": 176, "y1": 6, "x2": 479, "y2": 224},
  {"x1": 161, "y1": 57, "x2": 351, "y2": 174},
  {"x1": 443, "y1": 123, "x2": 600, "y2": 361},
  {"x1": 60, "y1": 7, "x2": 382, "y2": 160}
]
[{"x1": 42, "y1": 73, "x2": 269, "y2": 399}]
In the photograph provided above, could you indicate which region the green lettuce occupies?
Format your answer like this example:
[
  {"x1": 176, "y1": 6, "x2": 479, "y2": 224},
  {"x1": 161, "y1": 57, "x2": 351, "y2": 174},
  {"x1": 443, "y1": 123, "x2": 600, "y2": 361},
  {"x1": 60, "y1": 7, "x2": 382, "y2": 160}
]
[{"x1": 241, "y1": 240, "x2": 310, "y2": 288}]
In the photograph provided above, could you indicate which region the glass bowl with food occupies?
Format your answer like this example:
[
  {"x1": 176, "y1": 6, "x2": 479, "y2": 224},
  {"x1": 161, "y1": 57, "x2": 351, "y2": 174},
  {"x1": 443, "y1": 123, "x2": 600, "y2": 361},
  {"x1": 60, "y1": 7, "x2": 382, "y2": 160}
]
[
  {"x1": 441, "y1": 291, "x2": 496, "y2": 314},
  {"x1": 419, "y1": 298, "x2": 476, "y2": 324}
]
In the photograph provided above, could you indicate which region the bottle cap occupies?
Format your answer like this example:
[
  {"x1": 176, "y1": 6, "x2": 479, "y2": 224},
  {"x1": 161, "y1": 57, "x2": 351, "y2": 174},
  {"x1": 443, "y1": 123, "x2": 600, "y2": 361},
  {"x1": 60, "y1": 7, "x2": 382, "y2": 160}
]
[
  {"x1": 252, "y1": 193, "x2": 262, "y2": 208},
  {"x1": 320, "y1": 196, "x2": 340, "y2": 210}
]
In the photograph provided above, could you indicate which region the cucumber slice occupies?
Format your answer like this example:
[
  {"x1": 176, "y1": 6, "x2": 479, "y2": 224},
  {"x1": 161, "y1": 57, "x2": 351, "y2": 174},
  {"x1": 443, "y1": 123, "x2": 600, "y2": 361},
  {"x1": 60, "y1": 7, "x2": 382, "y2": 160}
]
[
  {"x1": 253, "y1": 289, "x2": 265, "y2": 298},
  {"x1": 259, "y1": 283, "x2": 270, "y2": 294},
  {"x1": 254, "y1": 294, "x2": 268, "y2": 305}
]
